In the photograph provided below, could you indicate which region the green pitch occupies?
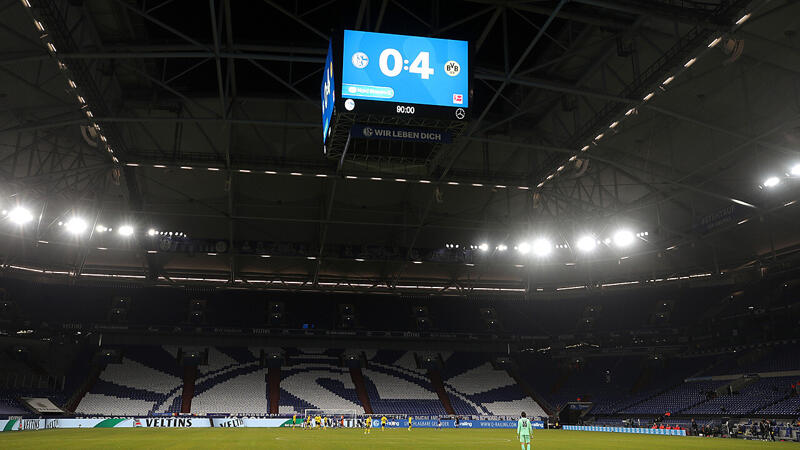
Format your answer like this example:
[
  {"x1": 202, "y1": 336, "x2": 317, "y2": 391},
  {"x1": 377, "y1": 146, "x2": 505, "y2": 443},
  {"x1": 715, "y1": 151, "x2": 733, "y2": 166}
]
[{"x1": 0, "y1": 428, "x2": 790, "y2": 449}]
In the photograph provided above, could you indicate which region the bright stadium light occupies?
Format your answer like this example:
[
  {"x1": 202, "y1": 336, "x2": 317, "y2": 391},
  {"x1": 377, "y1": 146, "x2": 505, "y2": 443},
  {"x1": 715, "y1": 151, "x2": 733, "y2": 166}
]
[
  {"x1": 763, "y1": 176, "x2": 780, "y2": 188},
  {"x1": 790, "y1": 164, "x2": 800, "y2": 177},
  {"x1": 497, "y1": 244, "x2": 507, "y2": 252},
  {"x1": 8, "y1": 207, "x2": 33, "y2": 225},
  {"x1": 532, "y1": 238, "x2": 552, "y2": 257},
  {"x1": 613, "y1": 229, "x2": 635, "y2": 248},
  {"x1": 147, "y1": 228, "x2": 157, "y2": 236},
  {"x1": 576, "y1": 236, "x2": 597, "y2": 253},
  {"x1": 118, "y1": 225, "x2": 134, "y2": 237},
  {"x1": 65, "y1": 217, "x2": 87, "y2": 234},
  {"x1": 95, "y1": 225, "x2": 108, "y2": 233},
  {"x1": 478, "y1": 243, "x2": 489, "y2": 252},
  {"x1": 517, "y1": 242, "x2": 531, "y2": 255}
]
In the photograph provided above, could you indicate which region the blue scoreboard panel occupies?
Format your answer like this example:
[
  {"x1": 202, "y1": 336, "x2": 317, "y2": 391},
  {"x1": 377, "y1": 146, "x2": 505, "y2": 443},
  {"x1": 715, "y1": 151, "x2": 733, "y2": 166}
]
[
  {"x1": 322, "y1": 30, "x2": 470, "y2": 146},
  {"x1": 341, "y1": 30, "x2": 469, "y2": 109},
  {"x1": 321, "y1": 41, "x2": 335, "y2": 143}
]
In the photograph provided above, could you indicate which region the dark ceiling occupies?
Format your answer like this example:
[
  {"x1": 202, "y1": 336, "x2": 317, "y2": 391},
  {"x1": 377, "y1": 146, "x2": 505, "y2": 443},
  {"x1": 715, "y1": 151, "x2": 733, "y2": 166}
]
[{"x1": 1, "y1": 0, "x2": 799, "y2": 295}]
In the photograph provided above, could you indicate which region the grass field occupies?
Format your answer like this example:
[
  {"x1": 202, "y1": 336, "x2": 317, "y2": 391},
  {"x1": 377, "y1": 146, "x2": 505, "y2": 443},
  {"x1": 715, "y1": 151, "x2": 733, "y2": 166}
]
[{"x1": 0, "y1": 428, "x2": 791, "y2": 449}]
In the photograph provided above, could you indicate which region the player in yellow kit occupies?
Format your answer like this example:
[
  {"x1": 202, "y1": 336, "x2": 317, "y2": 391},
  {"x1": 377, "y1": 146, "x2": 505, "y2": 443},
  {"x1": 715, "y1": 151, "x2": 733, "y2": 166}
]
[
  {"x1": 408, "y1": 416, "x2": 413, "y2": 431},
  {"x1": 314, "y1": 415, "x2": 321, "y2": 429},
  {"x1": 364, "y1": 416, "x2": 372, "y2": 434},
  {"x1": 292, "y1": 414, "x2": 297, "y2": 429},
  {"x1": 381, "y1": 415, "x2": 387, "y2": 430}
]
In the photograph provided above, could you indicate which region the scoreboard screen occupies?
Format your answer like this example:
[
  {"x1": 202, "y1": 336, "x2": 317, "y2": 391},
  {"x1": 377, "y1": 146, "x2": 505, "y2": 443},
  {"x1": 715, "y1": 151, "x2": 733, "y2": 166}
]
[
  {"x1": 341, "y1": 30, "x2": 469, "y2": 108},
  {"x1": 322, "y1": 30, "x2": 469, "y2": 146},
  {"x1": 321, "y1": 41, "x2": 335, "y2": 142}
]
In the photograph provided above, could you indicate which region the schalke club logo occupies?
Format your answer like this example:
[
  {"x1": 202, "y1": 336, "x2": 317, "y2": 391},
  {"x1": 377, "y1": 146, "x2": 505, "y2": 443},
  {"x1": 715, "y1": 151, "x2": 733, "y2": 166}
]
[{"x1": 351, "y1": 52, "x2": 369, "y2": 69}]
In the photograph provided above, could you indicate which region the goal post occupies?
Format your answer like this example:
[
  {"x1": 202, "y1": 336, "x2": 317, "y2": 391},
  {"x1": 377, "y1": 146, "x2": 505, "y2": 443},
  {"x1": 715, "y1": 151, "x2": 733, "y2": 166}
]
[{"x1": 302, "y1": 409, "x2": 359, "y2": 428}]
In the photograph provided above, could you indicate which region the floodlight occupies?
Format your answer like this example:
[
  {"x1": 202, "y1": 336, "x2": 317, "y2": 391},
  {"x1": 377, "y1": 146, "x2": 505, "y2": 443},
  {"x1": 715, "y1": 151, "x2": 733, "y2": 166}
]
[
  {"x1": 147, "y1": 229, "x2": 156, "y2": 236},
  {"x1": 8, "y1": 207, "x2": 33, "y2": 225},
  {"x1": 531, "y1": 238, "x2": 552, "y2": 257},
  {"x1": 118, "y1": 225, "x2": 134, "y2": 237},
  {"x1": 735, "y1": 13, "x2": 750, "y2": 25},
  {"x1": 576, "y1": 236, "x2": 597, "y2": 252},
  {"x1": 95, "y1": 225, "x2": 108, "y2": 233},
  {"x1": 517, "y1": 242, "x2": 531, "y2": 255},
  {"x1": 497, "y1": 244, "x2": 507, "y2": 252},
  {"x1": 478, "y1": 243, "x2": 489, "y2": 252},
  {"x1": 790, "y1": 164, "x2": 800, "y2": 177},
  {"x1": 64, "y1": 217, "x2": 87, "y2": 234},
  {"x1": 613, "y1": 230, "x2": 635, "y2": 247},
  {"x1": 763, "y1": 176, "x2": 780, "y2": 188}
]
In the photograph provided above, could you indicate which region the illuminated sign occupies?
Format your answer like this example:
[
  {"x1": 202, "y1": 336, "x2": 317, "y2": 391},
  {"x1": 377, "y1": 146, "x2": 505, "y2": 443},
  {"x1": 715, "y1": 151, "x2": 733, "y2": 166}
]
[
  {"x1": 321, "y1": 41, "x2": 335, "y2": 143},
  {"x1": 341, "y1": 30, "x2": 468, "y2": 108}
]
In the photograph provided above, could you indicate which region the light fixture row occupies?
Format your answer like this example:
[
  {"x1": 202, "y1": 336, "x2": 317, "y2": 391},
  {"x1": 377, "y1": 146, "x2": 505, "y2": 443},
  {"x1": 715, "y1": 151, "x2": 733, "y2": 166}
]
[
  {"x1": 533, "y1": 23, "x2": 749, "y2": 191},
  {"x1": 449, "y1": 230, "x2": 649, "y2": 257},
  {"x1": 127, "y1": 162, "x2": 535, "y2": 191},
  {"x1": 762, "y1": 163, "x2": 800, "y2": 189},
  {"x1": 21, "y1": 0, "x2": 120, "y2": 167},
  {"x1": 3, "y1": 207, "x2": 186, "y2": 239}
]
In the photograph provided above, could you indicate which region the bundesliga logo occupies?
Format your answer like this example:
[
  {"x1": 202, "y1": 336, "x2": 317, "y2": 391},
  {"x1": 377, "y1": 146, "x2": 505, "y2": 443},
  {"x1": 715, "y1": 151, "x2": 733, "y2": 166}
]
[{"x1": 452, "y1": 94, "x2": 463, "y2": 104}]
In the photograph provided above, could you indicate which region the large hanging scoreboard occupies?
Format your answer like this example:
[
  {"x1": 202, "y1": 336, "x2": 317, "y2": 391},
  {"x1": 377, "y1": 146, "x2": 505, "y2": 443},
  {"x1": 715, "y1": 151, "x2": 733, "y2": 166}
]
[
  {"x1": 341, "y1": 30, "x2": 469, "y2": 109},
  {"x1": 322, "y1": 30, "x2": 470, "y2": 150}
]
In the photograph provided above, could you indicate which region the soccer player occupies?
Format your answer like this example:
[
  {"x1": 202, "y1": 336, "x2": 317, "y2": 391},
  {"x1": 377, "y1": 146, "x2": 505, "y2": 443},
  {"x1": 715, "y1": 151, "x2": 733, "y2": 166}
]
[
  {"x1": 437, "y1": 417, "x2": 441, "y2": 430},
  {"x1": 381, "y1": 415, "x2": 387, "y2": 431},
  {"x1": 517, "y1": 411, "x2": 532, "y2": 450},
  {"x1": 315, "y1": 415, "x2": 322, "y2": 429},
  {"x1": 408, "y1": 416, "x2": 413, "y2": 431},
  {"x1": 364, "y1": 416, "x2": 372, "y2": 434},
  {"x1": 292, "y1": 414, "x2": 297, "y2": 429}
]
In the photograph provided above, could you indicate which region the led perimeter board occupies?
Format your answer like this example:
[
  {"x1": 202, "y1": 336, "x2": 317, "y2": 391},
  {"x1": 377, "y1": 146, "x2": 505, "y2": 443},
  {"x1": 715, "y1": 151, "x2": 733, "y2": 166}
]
[{"x1": 321, "y1": 30, "x2": 470, "y2": 146}]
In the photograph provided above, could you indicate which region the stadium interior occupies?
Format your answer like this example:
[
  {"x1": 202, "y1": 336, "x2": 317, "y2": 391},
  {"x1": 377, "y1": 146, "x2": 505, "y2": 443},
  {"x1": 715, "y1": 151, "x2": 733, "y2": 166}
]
[{"x1": 1, "y1": 0, "x2": 800, "y2": 447}]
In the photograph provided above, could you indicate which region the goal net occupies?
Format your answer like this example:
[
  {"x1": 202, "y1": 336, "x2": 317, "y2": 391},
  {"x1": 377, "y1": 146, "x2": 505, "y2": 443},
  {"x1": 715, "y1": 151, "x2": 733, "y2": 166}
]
[{"x1": 302, "y1": 409, "x2": 359, "y2": 428}]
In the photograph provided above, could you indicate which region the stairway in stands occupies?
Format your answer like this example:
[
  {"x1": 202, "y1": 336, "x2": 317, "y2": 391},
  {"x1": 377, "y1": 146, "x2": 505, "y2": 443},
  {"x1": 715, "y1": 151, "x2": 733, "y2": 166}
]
[
  {"x1": 428, "y1": 369, "x2": 455, "y2": 414},
  {"x1": 268, "y1": 367, "x2": 280, "y2": 414},
  {"x1": 64, "y1": 363, "x2": 103, "y2": 412},
  {"x1": 349, "y1": 367, "x2": 373, "y2": 414},
  {"x1": 180, "y1": 366, "x2": 197, "y2": 413},
  {"x1": 508, "y1": 368, "x2": 554, "y2": 415}
]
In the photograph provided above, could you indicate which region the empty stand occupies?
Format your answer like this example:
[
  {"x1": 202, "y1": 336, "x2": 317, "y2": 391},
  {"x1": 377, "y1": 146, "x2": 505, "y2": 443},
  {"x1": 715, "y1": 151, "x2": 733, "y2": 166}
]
[
  {"x1": 191, "y1": 348, "x2": 267, "y2": 415},
  {"x1": 360, "y1": 351, "x2": 447, "y2": 415},
  {"x1": 442, "y1": 353, "x2": 546, "y2": 417},
  {"x1": 75, "y1": 346, "x2": 183, "y2": 416},
  {"x1": 278, "y1": 349, "x2": 364, "y2": 415}
]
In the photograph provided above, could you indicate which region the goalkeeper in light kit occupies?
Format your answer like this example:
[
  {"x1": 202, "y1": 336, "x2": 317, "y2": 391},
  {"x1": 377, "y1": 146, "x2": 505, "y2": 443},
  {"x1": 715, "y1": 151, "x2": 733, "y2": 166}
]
[{"x1": 517, "y1": 411, "x2": 532, "y2": 450}]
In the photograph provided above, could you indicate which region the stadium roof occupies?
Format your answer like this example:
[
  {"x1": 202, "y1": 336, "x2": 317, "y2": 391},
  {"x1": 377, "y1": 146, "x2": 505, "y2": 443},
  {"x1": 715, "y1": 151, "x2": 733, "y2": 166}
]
[{"x1": 1, "y1": 0, "x2": 799, "y2": 294}]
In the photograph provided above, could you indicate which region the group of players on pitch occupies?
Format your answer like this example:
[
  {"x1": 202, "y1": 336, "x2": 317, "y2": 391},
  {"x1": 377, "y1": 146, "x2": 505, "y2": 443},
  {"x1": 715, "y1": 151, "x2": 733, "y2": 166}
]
[
  {"x1": 290, "y1": 410, "x2": 534, "y2": 449},
  {"x1": 291, "y1": 414, "x2": 413, "y2": 432}
]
